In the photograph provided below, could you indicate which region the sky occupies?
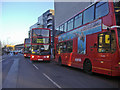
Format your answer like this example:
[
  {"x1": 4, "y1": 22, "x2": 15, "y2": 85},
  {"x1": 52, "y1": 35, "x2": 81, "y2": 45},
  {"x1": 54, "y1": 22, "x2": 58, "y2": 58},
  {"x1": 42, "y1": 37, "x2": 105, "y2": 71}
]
[{"x1": 0, "y1": 0, "x2": 54, "y2": 46}]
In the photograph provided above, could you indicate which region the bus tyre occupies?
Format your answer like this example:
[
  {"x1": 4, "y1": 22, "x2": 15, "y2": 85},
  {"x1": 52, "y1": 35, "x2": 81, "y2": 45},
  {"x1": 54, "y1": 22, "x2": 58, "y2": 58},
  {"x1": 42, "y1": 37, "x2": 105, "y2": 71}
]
[
  {"x1": 83, "y1": 59, "x2": 92, "y2": 74},
  {"x1": 58, "y1": 57, "x2": 62, "y2": 65}
]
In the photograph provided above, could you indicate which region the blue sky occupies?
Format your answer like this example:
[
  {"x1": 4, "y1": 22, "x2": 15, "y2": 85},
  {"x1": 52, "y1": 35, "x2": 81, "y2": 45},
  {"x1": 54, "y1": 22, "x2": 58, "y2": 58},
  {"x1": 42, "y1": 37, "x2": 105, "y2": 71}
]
[{"x1": 1, "y1": 1, "x2": 54, "y2": 46}]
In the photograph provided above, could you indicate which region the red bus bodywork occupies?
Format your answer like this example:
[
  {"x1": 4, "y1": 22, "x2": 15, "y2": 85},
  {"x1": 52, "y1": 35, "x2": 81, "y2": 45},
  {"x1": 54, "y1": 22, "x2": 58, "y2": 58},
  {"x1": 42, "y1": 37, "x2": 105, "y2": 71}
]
[
  {"x1": 24, "y1": 38, "x2": 31, "y2": 58},
  {"x1": 54, "y1": 1, "x2": 120, "y2": 76},
  {"x1": 30, "y1": 28, "x2": 51, "y2": 61},
  {"x1": 24, "y1": 53, "x2": 31, "y2": 58}
]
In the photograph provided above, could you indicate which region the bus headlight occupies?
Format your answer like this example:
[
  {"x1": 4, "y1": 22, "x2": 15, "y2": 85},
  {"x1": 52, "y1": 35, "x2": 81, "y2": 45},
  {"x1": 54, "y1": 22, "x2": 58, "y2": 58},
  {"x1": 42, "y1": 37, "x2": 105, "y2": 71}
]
[
  {"x1": 47, "y1": 56, "x2": 49, "y2": 58},
  {"x1": 24, "y1": 54, "x2": 26, "y2": 56},
  {"x1": 118, "y1": 62, "x2": 120, "y2": 65},
  {"x1": 32, "y1": 55, "x2": 34, "y2": 58}
]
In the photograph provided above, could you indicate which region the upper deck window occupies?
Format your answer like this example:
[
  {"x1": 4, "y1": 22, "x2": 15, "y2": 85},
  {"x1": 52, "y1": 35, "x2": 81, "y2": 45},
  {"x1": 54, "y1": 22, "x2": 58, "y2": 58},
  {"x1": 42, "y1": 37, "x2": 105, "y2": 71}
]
[
  {"x1": 60, "y1": 25, "x2": 64, "y2": 32},
  {"x1": 74, "y1": 13, "x2": 82, "y2": 28},
  {"x1": 64, "y1": 22, "x2": 67, "y2": 32},
  {"x1": 32, "y1": 29, "x2": 49, "y2": 37},
  {"x1": 68, "y1": 19, "x2": 73, "y2": 31},
  {"x1": 95, "y1": 2, "x2": 109, "y2": 19},
  {"x1": 83, "y1": 5, "x2": 95, "y2": 24}
]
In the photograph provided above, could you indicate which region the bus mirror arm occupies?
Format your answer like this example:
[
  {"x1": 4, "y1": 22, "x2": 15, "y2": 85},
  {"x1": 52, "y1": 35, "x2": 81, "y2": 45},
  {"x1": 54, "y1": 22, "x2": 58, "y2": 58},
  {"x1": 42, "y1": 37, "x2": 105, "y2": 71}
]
[{"x1": 94, "y1": 43, "x2": 97, "y2": 48}]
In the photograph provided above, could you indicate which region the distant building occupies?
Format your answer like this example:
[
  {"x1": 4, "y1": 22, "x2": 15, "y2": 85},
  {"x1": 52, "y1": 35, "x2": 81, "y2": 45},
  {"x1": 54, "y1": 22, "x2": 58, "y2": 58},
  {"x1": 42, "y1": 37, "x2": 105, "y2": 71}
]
[
  {"x1": 38, "y1": 15, "x2": 44, "y2": 28},
  {"x1": 15, "y1": 44, "x2": 24, "y2": 50},
  {"x1": 29, "y1": 22, "x2": 39, "y2": 38},
  {"x1": 2, "y1": 45, "x2": 15, "y2": 54},
  {"x1": 6, "y1": 45, "x2": 15, "y2": 51}
]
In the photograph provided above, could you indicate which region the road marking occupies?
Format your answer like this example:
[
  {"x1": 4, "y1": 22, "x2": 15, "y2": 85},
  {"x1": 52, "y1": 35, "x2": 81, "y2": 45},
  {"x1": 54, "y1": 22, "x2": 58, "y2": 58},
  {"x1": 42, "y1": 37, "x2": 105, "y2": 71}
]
[
  {"x1": 33, "y1": 64, "x2": 39, "y2": 70},
  {"x1": 0, "y1": 59, "x2": 5, "y2": 63},
  {"x1": 43, "y1": 73, "x2": 61, "y2": 88},
  {"x1": 3, "y1": 58, "x2": 19, "y2": 88}
]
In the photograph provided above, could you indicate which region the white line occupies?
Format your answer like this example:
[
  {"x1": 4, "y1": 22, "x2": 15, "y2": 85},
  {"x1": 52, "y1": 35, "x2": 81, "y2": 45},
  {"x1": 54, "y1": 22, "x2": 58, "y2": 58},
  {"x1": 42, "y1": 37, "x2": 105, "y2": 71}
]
[
  {"x1": 43, "y1": 73, "x2": 61, "y2": 88},
  {"x1": 33, "y1": 64, "x2": 39, "y2": 70},
  {"x1": 0, "y1": 59, "x2": 5, "y2": 63}
]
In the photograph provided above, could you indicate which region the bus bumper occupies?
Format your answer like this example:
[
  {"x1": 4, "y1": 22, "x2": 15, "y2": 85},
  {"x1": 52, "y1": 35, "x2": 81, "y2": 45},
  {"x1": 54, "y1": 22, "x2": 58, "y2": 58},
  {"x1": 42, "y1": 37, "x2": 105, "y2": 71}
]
[
  {"x1": 112, "y1": 64, "x2": 120, "y2": 76},
  {"x1": 30, "y1": 55, "x2": 50, "y2": 61}
]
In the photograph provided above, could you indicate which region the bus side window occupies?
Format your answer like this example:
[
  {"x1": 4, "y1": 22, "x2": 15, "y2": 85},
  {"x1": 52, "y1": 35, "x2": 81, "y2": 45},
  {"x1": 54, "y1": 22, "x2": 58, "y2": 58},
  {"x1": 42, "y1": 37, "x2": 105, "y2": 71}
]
[
  {"x1": 95, "y1": 2, "x2": 109, "y2": 19},
  {"x1": 63, "y1": 42, "x2": 67, "y2": 53},
  {"x1": 67, "y1": 40, "x2": 73, "y2": 53},
  {"x1": 56, "y1": 44, "x2": 59, "y2": 54},
  {"x1": 111, "y1": 30, "x2": 116, "y2": 52}
]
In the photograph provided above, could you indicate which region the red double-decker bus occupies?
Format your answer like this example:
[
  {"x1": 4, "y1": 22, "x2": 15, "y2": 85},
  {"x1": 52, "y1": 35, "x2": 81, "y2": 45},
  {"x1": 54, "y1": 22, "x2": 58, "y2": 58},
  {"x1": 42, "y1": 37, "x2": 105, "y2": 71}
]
[
  {"x1": 24, "y1": 38, "x2": 31, "y2": 58},
  {"x1": 54, "y1": 1, "x2": 120, "y2": 76},
  {"x1": 30, "y1": 28, "x2": 51, "y2": 62}
]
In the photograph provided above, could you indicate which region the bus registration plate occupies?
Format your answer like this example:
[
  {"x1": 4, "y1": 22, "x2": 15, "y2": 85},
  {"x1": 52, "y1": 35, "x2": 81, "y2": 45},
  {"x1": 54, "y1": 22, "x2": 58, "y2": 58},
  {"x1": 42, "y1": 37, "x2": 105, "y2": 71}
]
[{"x1": 38, "y1": 59, "x2": 43, "y2": 61}]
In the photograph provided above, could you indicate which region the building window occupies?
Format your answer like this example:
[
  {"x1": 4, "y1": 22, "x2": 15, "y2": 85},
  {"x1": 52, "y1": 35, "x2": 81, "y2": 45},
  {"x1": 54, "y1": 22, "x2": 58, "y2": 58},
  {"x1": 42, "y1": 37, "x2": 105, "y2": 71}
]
[{"x1": 51, "y1": 31, "x2": 53, "y2": 36}]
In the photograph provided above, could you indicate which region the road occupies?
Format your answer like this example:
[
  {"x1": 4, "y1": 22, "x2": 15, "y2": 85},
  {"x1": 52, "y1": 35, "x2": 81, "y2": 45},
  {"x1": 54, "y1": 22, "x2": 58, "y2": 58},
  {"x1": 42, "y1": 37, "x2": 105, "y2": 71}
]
[{"x1": 2, "y1": 54, "x2": 120, "y2": 88}]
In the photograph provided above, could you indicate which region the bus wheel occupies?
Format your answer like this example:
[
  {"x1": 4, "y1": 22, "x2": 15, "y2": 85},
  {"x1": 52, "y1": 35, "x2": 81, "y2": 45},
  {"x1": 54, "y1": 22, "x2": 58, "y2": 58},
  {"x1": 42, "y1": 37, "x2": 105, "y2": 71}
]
[
  {"x1": 58, "y1": 57, "x2": 62, "y2": 65},
  {"x1": 83, "y1": 59, "x2": 92, "y2": 74}
]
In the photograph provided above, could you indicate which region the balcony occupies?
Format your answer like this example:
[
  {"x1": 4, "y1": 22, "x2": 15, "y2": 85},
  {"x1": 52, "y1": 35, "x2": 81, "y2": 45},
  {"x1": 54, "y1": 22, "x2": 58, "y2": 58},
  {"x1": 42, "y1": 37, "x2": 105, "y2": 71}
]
[
  {"x1": 47, "y1": 12, "x2": 52, "y2": 16},
  {"x1": 47, "y1": 23, "x2": 52, "y2": 26},
  {"x1": 47, "y1": 16, "x2": 52, "y2": 21}
]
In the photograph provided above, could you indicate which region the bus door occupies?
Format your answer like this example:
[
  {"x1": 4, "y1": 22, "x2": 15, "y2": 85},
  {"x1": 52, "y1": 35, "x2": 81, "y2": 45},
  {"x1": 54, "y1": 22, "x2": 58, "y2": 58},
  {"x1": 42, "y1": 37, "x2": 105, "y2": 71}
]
[
  {"x1": 65, "y1": 40, "x2": 73, "y2": 66},
  {"x1": 86, "y1": 33, "x2": 98, "y2": 65},
  {"x1": 57, "y1": 42, "x2": 69, "y2": 65}
]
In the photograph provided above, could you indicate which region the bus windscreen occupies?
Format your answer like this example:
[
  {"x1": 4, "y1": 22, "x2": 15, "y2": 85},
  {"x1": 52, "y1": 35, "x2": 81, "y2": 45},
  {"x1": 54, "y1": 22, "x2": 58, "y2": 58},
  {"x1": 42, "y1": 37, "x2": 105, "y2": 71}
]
[
  {"x1": 114, "y1": 1, "x2": 120, "y2": 25},
  {"x1": 32, "y1": 29, "x2": 49, "y2": 37},
  {"x1": 31, "y1": 45, "x2": 50, "y2": 55},
  {"x1": 117, "y1": 28, "x2": 120, "y2": 47},
  {"x1": 25, "y1": 38, "x2": 30, "y2": 44}
]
